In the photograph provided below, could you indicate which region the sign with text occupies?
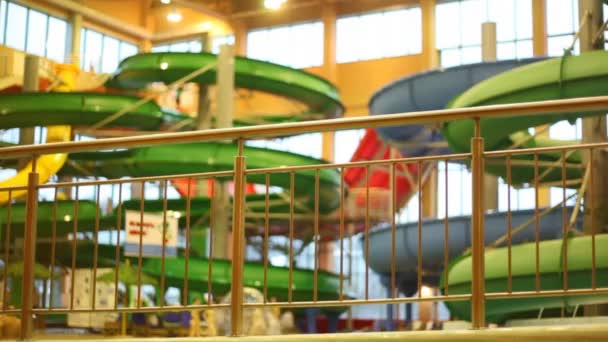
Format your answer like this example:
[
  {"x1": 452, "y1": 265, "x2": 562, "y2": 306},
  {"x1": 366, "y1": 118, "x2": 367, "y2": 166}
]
[{"x1": 124, "y1": 210, "x2": 178, "y2": 257}]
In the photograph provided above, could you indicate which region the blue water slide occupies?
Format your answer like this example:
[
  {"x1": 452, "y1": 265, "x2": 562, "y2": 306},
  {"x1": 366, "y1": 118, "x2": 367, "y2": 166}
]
[{"x1": 368, "y1": 58, "x2": 545, "y2": 157}]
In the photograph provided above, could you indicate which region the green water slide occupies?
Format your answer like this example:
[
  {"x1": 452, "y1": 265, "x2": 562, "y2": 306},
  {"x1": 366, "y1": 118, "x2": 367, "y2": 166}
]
[
  {"x1": 442, "y1": 235, "x2": 608, "y2": 323},
  {"x1": 0, "y1": 52, "x2": 346, "y2": 304},
  {"x1": 441, "y1": 51, "x2": 608, "y2": 321},
  {"x1": 444, "y1": 50, "x2": 608, "y2": 184},
  {"x1": 106, "y1": 52, "x2": 343, "y2": 118}
]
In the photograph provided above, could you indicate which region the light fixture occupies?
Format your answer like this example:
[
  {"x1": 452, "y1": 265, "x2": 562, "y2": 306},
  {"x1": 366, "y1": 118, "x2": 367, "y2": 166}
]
[
  {"x1": 167, "y1": 8, "x2": 182, "y2": 22},
  {"x1": 264, "y1": 0, "x2": 286, "y2": 10},
  {"x1": 160, "y1": 0, "x2": 171, "y2": 4},
  {"x1": 200, "y1": 21, "x2": 212, "y2": 31}
]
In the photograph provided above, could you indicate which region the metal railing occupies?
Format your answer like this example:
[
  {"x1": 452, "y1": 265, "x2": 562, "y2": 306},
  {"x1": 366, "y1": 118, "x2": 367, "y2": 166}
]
[{"x1": 0, "y1": 96, "x2": 607, "y2": 339}]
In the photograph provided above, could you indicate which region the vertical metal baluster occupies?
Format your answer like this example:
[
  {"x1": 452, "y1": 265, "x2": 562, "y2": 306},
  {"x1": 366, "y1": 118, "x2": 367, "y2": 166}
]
[
  {"x1": 365, "y1": 165, "x2": 370, "y2": 300},
  {"x1": 561, "y1": 150, "x2": 568, "y2": 291},
  {"x1": 339, "y1": 167, "x2": 345, "y2": 300},
  {"x1": 391, "y1": 162, "x2": 397, "y2": 299},
  {"x1": 444, "y1": 160, "x2": 449, "y2": 296},
  {"x1": 184, "y1": 178, "x2": 192, "y2": 306},
  {"x1": 288, "y1": 171, "x2": 295, "y2": 303},
  {"x1": 114, "y1": 184, "x2": 122, "y2": 310},
  {"x1": 70, "y1": 186, "x2": 79, "y2": 310},
  {"x1": 417, "y1": 161, "x2": 423, "y2": 298},
  {"x1": 264, "y1": 173, "x2": 270, "y2": 303},
  {"x1": 92, "y1": 185, "x2": 101, "y2": 311},
  {"x1": 534, "y1": 153, "x2": 540, "y2": 292},
  {"x1": 2, "y1": 190, "x2": 12, "y2": 311},
  {"x1": 161, "y1": 180, "x2": 168, "y2": 307},
  {"x1": 506, "y1": 155, "x2": 513, "y2": 293},
  {"x1": 314, "y1": 169, "x2": 320, "y2": 302},
  {"x1": 137, "y1": 182, "x2": 144, "y2": 308},
  {"x1": 589, "y1": 148, "x2": 596, "y2": 289},
  {"x1": 208, "y1": 178, "x2": 214, "y2": 306}
]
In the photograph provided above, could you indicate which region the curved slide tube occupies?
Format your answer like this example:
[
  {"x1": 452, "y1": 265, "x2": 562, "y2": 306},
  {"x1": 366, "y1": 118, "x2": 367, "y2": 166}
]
[
  {"x1": 369, "y1": 58, "x2": 544, "y2": 157},
  {"x1": 445, "y1": 50, "x2": 608, "y2": 184},
  {"x1": 436, "y1": 50, "x2": 608, "y2": 321},
  {"x1": 443, "y1": 234, "x2": 608, "y2": 323},
  {"x1": 363, "y1": 58, "x2": 548, "y2": 288},
  {"x1": 0, "y1": 64, "x2": 78, "y2": 204},
  {"x1": 366, "y1": 207, "x2": 580, "y2": 295},
  {"x1": 106, "y1": 52, "x2": 344, "y2": 118}
]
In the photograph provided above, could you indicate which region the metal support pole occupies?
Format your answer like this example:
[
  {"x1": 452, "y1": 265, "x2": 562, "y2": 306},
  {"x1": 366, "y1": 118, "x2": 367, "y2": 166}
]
[
  {"x1": 470, "y1": 120, "x2": 486, "y2": 329},
  {"x1": 69, "y1": 13, "x2": 83, "y2": 66},
  {"x1": 196, "y1": 32, "x2": 212, "y2": 130},
  {"x1": 579, "y1": 0, "x2": 608, "y2": 317},
  {"x1": 20, "y1": 163, "x2": 39, "y2": 340},
  {"x1": 481, "y1": 22, "x2": 498, "y2": 212},
  {"x1": 19, "y1": 56, "x2": 39, "y2": 168},
  {"x1": 211, "y1": 44, "x2": 236, "y2": 260},
  {"x1": 230, "y1": 140, "x2": 246, "y2": 336}
]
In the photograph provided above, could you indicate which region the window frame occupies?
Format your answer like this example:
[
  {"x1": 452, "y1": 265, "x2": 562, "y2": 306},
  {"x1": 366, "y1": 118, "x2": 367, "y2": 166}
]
[
  {"x1": 80, "y1": 27, "x2": 139, "y2": 73},
  {"x1": 246, "y1": 20, "x2": 324, "y2": 69},
  {"x1": 436, "y1": 0, "x2": 534, "y2": 67},
  {"x1": 0, "y1": 0, "x2": 70, "y2": 62},
  {"x1": 336, "y1": 5, "x2": 423, "y2": 64}
]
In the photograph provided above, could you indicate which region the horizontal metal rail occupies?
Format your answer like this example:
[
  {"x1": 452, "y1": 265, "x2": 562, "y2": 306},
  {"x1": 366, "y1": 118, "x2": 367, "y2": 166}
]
[{"x1": 0, "y1": 96, "x2": 606, "y2": 159}]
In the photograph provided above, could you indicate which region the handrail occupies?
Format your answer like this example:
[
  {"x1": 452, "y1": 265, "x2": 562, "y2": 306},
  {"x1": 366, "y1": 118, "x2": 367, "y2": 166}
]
[{"x1": 0, "y1": 96, "x2": 607, "y2": 159}]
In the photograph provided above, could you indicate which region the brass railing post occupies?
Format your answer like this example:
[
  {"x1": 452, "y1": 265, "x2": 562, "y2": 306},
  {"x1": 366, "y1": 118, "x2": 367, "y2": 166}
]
[
  {"x1": 471, "y1": 119, "x2": 486, "y2": 329},
  {"x1": 21, "y1": 158, "x2": 39, "y2": 340},
  {"x1": 230, "y1": 139, "x2": 246, "y2": 336}
]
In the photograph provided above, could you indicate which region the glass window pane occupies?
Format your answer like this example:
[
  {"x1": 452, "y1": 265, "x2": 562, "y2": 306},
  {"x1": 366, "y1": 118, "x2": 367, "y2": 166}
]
[
  {"x1": 548, "y1": 34, "x2": 574, "y2": 56},
  {"x1": 212, "y1": 35, "x2": 235, "y2": 54},
  {"x1": 119, "y1": 42, "x2": 138, "y2": 61},
  {"x1": 406, "y1": 7, "x2": 423, "y2": 54},
  {"x1": 460, "y1": 0, "x2": 485, "y2": 46},
  {"x1": 487, "y1": 0, "x2": 516, "y2": 42},
  {"x1": 46, "y1": 17, "x2": 67, "y2": 62},
  {"x1": 169, "y1": 41, "x2": 190, "y2": 52},
  {"x1": 441, "y1": 48, "x2": 461, "y2": 67},
  {"x1": 497, "y1": 41, "x2": 516, "y2": 60},
  {"x1": 188, "y1": 40, "x2": 202, "y2": 52},
  {"x1": 0, "y1": 1, "x2": 7, "y2": 45},
  {"x1": 336, "y1": 16, "x2": 361, "y2": 63},
  {"x1": 436, "y1": 2, "x2": 461, "y2": 49},
  {"x1": 515, "y1": 39, "x2": 533, "y2": 58},
  {"x1": 460, "y1": 46, "x2": 482, "y2": 64},
  {"x1": 337, "y1": 7, "x2": 421, "y2": 63},
  {"x1": 515, "y1": 0, "x2": 533, "y2": 39},
  {"x1": 6, "y1": 2, "x2": 27, "y2": 50},
  {"x1": 547, "y1": 0, "x2": 577, "y2": 35},
  {"x1": 248, "y1": 21, "x2": 323, "y2": 68},
  {"x1": 101, "y1": 36, "x2": 119, "y2": 73},
  {"x1": 26, "y1": 9, "x2": 48, "y2": 56},
  {"x1": 83, "y1": 29, "x2": 103, "y2": 72},
  {"x1": 152, "y1": 44, "x2": 169, "y2": 52}
]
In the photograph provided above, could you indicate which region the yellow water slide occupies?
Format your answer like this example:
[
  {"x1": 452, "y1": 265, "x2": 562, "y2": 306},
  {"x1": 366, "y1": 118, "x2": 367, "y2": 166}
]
[{"x1": 0, "y1": 64, "x2": 76, "y2": 205}]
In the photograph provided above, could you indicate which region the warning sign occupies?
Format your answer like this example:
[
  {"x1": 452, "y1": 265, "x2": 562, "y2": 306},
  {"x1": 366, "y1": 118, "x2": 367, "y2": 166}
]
[{"x1": 124, "y1": 210, "x2": 178, "y2": 257}]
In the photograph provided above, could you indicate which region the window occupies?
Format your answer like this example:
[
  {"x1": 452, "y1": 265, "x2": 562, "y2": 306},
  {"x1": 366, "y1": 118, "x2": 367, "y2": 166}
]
[
  {"x1": 337, "y1": 7, "x2": 422, "y2": 63},
  {"x1": 0, "y1": 1, "x2": 69, "y2": 62},
  {"x1": 546, "y1": 0, "x2": 579, "y2": 56},
  {"x1": 152, "y1": 35, "x2": 234, "y2": 54},
  {"x1": 212, "y1": 35, "x2": 235, "y2": 54},
  {"x1": 152, "y1": 39, "x2": 202, "y2": 53},
  {"x1": 247, "y1": 21, "x2": 323, "y2": 68},
  {"x1": 436, "y1": 0, "x2": 533, "y2": 67},
  {"x1": 80, "y1": 28, "x2": 138, "y2": 73},
  {"x1": 334, "y1": 129, "x2": 365, "y2": 164}
]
